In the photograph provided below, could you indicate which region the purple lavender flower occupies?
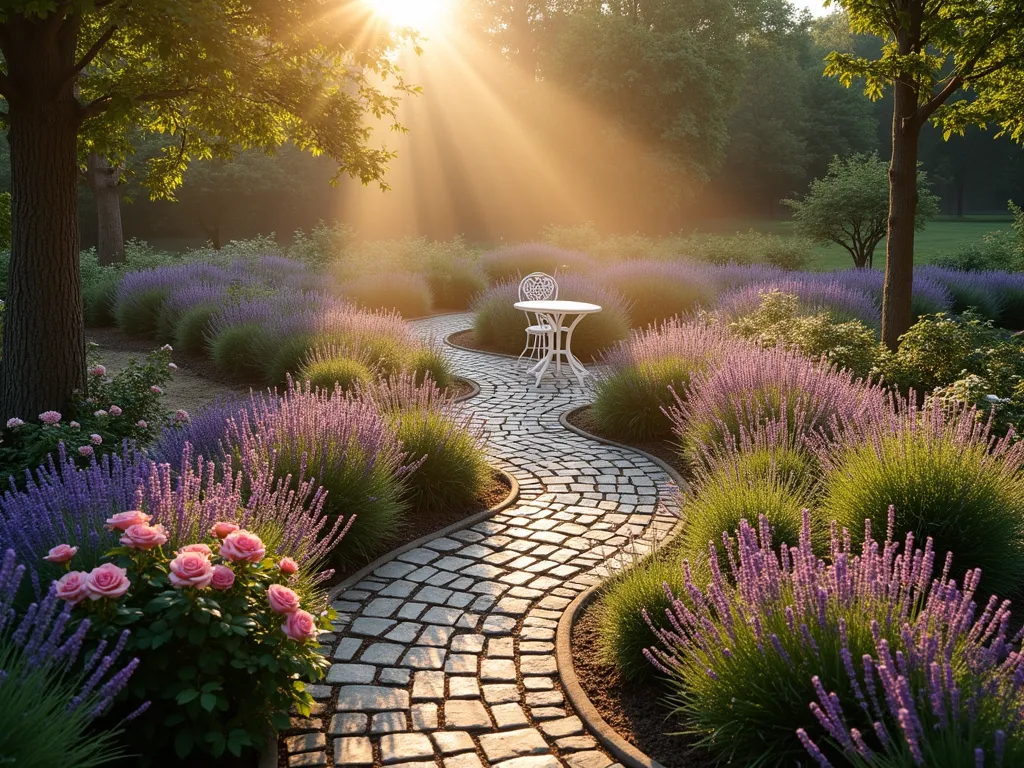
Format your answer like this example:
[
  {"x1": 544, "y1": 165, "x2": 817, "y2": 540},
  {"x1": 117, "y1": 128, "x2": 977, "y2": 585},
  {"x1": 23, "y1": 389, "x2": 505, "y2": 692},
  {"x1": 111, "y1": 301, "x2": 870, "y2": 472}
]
[{"x1": 718, "y1": 277, "x2": 881, "y2": 327}]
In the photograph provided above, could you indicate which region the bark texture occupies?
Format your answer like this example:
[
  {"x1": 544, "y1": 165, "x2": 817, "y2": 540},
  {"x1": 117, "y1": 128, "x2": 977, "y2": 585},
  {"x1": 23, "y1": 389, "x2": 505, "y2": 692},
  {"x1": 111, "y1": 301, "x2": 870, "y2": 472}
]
[
  {"x1": 1, "y1": 15, "x2": 87, "y2": 420},
  {"x1": 86, "y1": 152, "x2": 125, "y2": 266}
]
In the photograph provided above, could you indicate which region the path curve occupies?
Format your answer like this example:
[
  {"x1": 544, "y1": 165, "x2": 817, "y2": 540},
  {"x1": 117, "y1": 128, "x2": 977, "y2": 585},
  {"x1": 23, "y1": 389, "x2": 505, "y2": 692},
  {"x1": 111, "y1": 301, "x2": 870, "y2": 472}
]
[{"x1": 280, "y1": 313, "x2": 678, "y2": 768}]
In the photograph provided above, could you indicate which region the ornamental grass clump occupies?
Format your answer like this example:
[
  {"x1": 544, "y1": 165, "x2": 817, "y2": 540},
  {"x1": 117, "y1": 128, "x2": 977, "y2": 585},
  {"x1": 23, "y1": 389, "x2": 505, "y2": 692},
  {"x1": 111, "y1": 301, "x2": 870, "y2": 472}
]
[
  {"x1": 815, "y1": 399, "x2": 1024, "y2": 597},
  {"x1": 594, "y1": 319, "x2": 735, "y2": 441},
  {"x1": 597, "y1": 260, "x2": 717, "y2": 329},
  {"x1": 299, "y1": 355, "x2": 374, "y2": 393},
  {"x1": 365, "y1": 374, "x2": 488, "y2": 514},
  {"x1": 219, "y1": 381, "x2": 414, "y2": 561},
  {"x1": 0, "y1": 549, "x2": 140, "y2": 768},
  {"x1": 669, "y1": 344, "x2": 887, "y2": 463},
  {"x1": 646, "y1": 511, "x2": 1024, "y2": 767}
]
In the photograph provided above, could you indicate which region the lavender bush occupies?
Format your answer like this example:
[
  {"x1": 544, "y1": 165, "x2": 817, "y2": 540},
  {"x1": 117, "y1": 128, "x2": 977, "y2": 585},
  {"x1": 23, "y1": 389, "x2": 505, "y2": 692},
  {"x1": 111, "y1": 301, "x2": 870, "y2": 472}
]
[
  {"x1": 0, "y1": 549, "x2": 140, "y2": 766},
  {"x1": 646, "y1": 511, "x2": 1024, "y2": 766},
  {"x1": 596, "y1": 260, "x2": 716, "y2": 329},
  {"x1": 718, "y1": 276, "x2": 882, "y2": 327},
  {"x1": 479, "y1": 242, "x2": 592, "y2": 282}
]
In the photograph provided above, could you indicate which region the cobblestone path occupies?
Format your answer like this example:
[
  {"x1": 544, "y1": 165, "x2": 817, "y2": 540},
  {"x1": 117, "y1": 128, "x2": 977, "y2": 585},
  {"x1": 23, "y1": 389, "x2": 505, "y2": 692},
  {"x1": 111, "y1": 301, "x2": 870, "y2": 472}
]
[{"x1": 281, "y1": 313, "x2": 679, "y2": 768}]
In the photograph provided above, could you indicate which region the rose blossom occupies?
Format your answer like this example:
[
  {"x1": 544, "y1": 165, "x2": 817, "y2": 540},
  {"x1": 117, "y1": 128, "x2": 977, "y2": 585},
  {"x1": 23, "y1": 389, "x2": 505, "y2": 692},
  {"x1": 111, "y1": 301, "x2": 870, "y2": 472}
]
[
  {"x1": 219, "y1": 530, "x2": 266, "y2": 563},
  {"x1": 168, "y1": 362, "x2": 178, "y2": 370},
  {"x1": 108, "y1": 405, "x2": 123, "y2": 416},
  {"x1": 278, "y1": 557, "x2": 299, "y2": 576},
  {"x1": 283, "y1": 610, "x2": 319, "y2": 642},
  {"x1": 78, "y1": 445, "x2": 94, "y2": 458},
  {"x1": 105, "y1": 510, "x2": 151, "y2": 531},
  {"x1": 93, "y1": 410, "x2": 108, "y2": 418},
  {"x1": 174, "y1": 409, "x2": 190, "y2": 424},
  {"x1": 69, "y1": 421, "x2": 81, "y2": 429},
  {"x1": 38, "y1": 411, "x2": 61, "y2": 425},
  {"x1": 90, "y1": 433, "x2": 103, "y2": 445},
  {"x1": 177, "y1": 543, "x2": 212, "y2": 556},
  {"x1": 85, "y1": 563, "x2": 130, "y2": 601},
  {"x1": 210, "y1": 521, "x2": 240, "y2": 539},
  {"x1": 210, "y1": 565, "x2": 235, "y2": 591},
  {"x1": 136, "y1": 420, "x2": 148, "y2": 429},
  {"x1": 150, "y1": 386, "x2": 162, "y2": 394},
  {"x1": 89, "y1": 365, "x2": 106, "y2": 377},
  {"x1": 43, "y1": 544, "x2": 78, "y2": 564},
  {"x1": 55, "y1": 571, "x2": 89, "y2": 604},
  {"x1": 5, "y1": 417, "x2": 23, "y2": 429},
  {"x1": 267, "y1": 584, "x2": 301, "y2": 614},
  {"x1": 119, "y1": 523, "x2": 168, "y2": 551},
  {"x1": 169, "y1": 551, "x2": 214, "y2": 589},
  {"x1": 161, "y1": 344, "x2": 173, "y2": 352}
]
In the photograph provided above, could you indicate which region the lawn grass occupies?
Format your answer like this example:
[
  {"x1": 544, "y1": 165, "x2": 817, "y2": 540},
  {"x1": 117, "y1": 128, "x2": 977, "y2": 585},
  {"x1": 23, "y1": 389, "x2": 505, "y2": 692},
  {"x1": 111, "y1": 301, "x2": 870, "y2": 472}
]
[{"x1": 693, "y1": 217, "x2": 1014, "y2": 272}]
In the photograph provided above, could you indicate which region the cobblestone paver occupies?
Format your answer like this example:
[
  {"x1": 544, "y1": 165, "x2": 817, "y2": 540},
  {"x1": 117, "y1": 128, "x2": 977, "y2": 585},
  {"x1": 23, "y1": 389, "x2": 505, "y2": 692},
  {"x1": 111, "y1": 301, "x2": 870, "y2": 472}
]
[{"x1": 281, "y1": 313, "x2": 679, "y2": 768}]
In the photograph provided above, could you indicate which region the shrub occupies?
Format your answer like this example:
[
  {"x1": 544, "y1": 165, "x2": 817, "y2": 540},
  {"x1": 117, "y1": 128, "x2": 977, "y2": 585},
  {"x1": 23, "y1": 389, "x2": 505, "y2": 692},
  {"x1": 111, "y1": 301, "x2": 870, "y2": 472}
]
[
  {"x1": 425, "y1": 258, "x2": 486, "y2": 310},
  {"x1": 83, "y1": 271, "x2": 121, "y2": 327},
  {"x1": 718, "y1": 277, "x2": 881, "y2": 327},
  {"x1": 647, "y1": 512, "x2": 1024, "y2": 767},
  {"x1": 729, "y1": 290, "x2": 883, "y2": 377},
  {"x1": 816, "y1": 399, "x2": 1024, "y2": 596},
  {"x1": 934, "y1": 227, "x2": 1022, "y2": 271},
  {"x1": 288, "y1": 221, "x2": 356, "y2": 267},
  {"x1": 917, "y1": 266, "x2": 1005, "y2": 321},
  {"x1": 681, "y1": 230, "x2": 814, "y2": 270},
  {"x1": 338, "y1": 273, "x2": 433, "y2": 318},
  {"x1": 669, "y1": 344, "x2": 886, "y2": 461},
  {"x1": 594, "y1": 320, "x2": 733, "y2": 441},
  {"x1": 597, "y1": 260, "x2": 716, "y2": 329},
  {"x1": 67, "y1": 526, "x2": 335, "y2": 761},
  {"x1": 368, "y1": 375, "x2": 488, "y2": 513},
  {"x1": 471, "y1": 280, "x2": 529, "y2": 355},
  {"x1": 299, "y1": 356, "x2": 374, "y2": 393},
  {"x1": 404, "y1": 346, "x2": 454, "y2": 390},
  {"x1": 0, "y1": 550, "x2": 136, "y2": 767},
  {"x1": 173, "y1": 304, "x2": 218, "y2": 355},
  {"x1": 209, "y1": 323, "x2": 269, "y2": 381},
  {"x1": 218, "y1": 383, "x2": 413, "y2": 562},
  {"x1": 115, "y1": 287, "x2": 169, "y2": 337},
  {"x1": 479, "y1": 242, "x2": 592, "y2": 282}
]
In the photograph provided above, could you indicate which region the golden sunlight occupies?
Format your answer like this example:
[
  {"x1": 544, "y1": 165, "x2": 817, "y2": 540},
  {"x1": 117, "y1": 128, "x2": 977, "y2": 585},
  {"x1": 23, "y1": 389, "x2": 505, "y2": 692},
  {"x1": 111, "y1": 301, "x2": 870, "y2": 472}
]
[{"x1": 366, "y1": 0, "x2": 451, "y2": 33}]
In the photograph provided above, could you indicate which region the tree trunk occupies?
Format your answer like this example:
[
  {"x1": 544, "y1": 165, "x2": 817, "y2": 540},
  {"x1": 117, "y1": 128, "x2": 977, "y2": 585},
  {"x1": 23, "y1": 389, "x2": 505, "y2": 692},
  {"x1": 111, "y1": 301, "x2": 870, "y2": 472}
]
[
  {"x1": 1, "y1": 14, "x2": 87, "y2": 421},
  {"x1": 85, "y1": 153, "x2": 125, "y2": 266},
  {"x1": 881, "y1": 78, "x2": 921, "y2": 351}
]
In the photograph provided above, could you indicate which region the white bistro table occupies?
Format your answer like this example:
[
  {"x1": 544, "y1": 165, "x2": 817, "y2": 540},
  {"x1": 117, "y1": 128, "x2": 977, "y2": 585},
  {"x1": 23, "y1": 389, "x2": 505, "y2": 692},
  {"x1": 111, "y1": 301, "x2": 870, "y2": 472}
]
[{"x1": 513, "y1": 299, "x2": 602, "y2": 387}]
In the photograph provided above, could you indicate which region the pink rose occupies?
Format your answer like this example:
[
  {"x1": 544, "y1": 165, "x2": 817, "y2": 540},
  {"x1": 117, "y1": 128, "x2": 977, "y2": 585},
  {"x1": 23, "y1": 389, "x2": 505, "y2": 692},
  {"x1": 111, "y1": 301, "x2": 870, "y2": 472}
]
[
  {"x1": 168, "y1": 362, "x2": 178, "y2": 370},
  {"x1": 278, "y1": 557, "x2": 298, "y2": 576},
  {"x1": 39, "y1": 411, "x2": 61, "y2": 425},
  {"x1": 6, "y1": 418, "x2": 23, "y2": 429},
  {"x1": 174, "y1": 409, "x2": 189, "y2": 423},
  {"x1": 119, "y1": 523, "x2": 168, "y2": 551},
  {"x1": 210, "y1": 565, "x2": 235, "y2": 591},
  {"x1": 136, "y1": 420, "x2": 148, "y2": 429},
  {"x1": 85, "y1": 563, "x2": 130, "y2": 601},
  {"x1": 43, "y1": 544, "x2": 78, "y2": 564},
  {"x1": 150, "y1": 386, "x2": 162, "y2": 394},
  {"x1": 177, "y1": 543, "x2": 212, "y2": 556},
  {"x1": 90, "y1": 433, "x2": 103, "y2": 445},
  {"x1": 55, "y1": 571, "x2": 89, "y2": 605},
  {"x1": 209, "y1": 521, "x2": 240, "y2": 539},
  {"x1": 283, "y1": 610, "x2": 319, "y2": 642},
  {"x1": 89, "y1": 365, "x2": 106, "y2": 377},
  {"x1": 69, "y1": 421, "x2": 81, "y2": 429},
  {"x1": 108, "y1": 405, "x2": 123, "y2": 416},
  {"x1": 78, "y1": 445, "x2": 94, "y2": 458},
  {"x1": 105, "y1": 510, "x2": 151, "y2": 531},
  {"x1": 161, "y1": 344, "x2": 173, "y2": 352},
  {"x1": 169, "y1": 551, "x2": 214, "y2": 589},
  {"x1": 267, "y1": 584, "x2": 301, "y2": 614},
  {"x1": 219, "y1": 530, "x2": 265, "y2": 563},
  {"x1": 93, "y1": 410, "x2": 108, "y2": 418}
]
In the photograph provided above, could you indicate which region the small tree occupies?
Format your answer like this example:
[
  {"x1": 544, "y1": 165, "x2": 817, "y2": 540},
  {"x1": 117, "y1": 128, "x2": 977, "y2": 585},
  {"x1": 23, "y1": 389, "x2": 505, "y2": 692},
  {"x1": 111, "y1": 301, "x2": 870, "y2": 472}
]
[{"x1": 784, "y1": 153, "x2": 938, "y2": 269}]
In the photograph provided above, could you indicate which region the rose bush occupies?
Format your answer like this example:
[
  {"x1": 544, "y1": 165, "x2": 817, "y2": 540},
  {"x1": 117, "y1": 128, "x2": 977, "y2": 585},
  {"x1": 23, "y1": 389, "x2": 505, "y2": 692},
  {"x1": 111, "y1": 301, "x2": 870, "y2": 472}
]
[{"x1": 51, "y1": 526, "x2": 334, "y2": 762}]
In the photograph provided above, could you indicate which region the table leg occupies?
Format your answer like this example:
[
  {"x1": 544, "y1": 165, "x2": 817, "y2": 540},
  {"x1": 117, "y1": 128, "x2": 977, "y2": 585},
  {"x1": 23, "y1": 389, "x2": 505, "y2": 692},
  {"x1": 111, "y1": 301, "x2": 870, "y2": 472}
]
[
  {"x1": 528, "y1": 312, "x2": 558, "y2": 387},
  {"x1": 563, "y1": 313, "x2": 590, "y2": 385}
]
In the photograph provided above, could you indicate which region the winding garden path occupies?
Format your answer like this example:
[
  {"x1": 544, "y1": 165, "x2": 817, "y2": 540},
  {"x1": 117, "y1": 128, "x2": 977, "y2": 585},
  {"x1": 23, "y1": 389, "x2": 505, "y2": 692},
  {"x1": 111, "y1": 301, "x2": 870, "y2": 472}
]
[{"x1": 281, "y1": 313, "x2": 679, "y2": 768}]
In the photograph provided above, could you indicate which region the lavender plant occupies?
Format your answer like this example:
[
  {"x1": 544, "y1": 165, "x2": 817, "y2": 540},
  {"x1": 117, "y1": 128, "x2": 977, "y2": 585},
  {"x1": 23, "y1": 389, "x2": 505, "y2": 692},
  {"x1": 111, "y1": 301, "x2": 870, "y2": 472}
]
[
  {"x1": 478, "y1": 242, "x2": 593, "y2": 282},
  {"x1": 718, "y1": 277, "x2": 882, "y2": 327},
  {"x1": 646, "y1": 511, "x2": 1024, "y2": 767},
  {"x1": 0, "y1": 548, "x2": 140, "y2": 767},
  {"x1": 596, "y1": 260, "x2": 716, "y2": 329}
]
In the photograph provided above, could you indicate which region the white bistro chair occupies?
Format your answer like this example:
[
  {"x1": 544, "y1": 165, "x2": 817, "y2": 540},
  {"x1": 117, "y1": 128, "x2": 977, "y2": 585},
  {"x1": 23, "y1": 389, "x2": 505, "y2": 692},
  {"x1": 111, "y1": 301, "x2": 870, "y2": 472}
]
[{"x1": 517, "y1": 272, "x2": 559, "y2": 370}]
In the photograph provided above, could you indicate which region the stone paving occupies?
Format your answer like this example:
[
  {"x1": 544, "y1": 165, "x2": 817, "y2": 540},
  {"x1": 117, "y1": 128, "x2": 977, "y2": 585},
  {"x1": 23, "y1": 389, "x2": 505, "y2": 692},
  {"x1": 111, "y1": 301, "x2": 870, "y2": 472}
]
[{"x1": 281, "y1": 313, "x2": 679, "y2": 768}]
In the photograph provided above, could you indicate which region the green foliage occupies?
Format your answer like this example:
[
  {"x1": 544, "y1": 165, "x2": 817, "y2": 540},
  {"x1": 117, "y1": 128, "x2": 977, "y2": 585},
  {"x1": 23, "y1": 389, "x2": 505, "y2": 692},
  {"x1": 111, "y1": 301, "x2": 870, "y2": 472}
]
[
  {"x1": 209, "y1": 324, "x2": 269, "y2": 382},
  {"x1": 592, "y1": 358, "x2": 702, "y2": 441},
  {"x1": 819, "y1": 416, "x2": 1024, "y2": 597},
  {"x1": 299, "y1": 357, "x2": 373, "y2": 394},
  {"x1": 173, "y1": 305, "x2": 218, "y2": 356},
  {"x1": 405, "y1": 347, "x2": 454, "y2": 391},
  {"x1": 393, "y1": 410, "x2": 488, "y2": 514},
  {"x1": 288, "y1": 222, "x2": 357, "y2": 268},
  {"x1": 83, "y1": 272, "x2": 121, "y2": 327},
  {"x1": 115, "y1": 288, "x2": 169, "y2": 338},
  {"x1": 934, "y1": 228, "x2": 1023, "y2": 272},
  {"x1": 596, "y1": 545, "x2": 685, "y2": 683},
  {"x1": 604, "y1": 271, "x2": 714, "y2": 330},
  {"x1": 0, "y1": 347, "x2": 173, "y2": 479},
  {"x1": 0, "y1": 192, "x2": 10, "y2": 251},
  {"x1": 928, "y1": 374, "x2": 1024, "y2": 437},
  {"x1": 729, "y1": 290, "x2": 883, "y2": 377},
  {"x1": 338, "y1": 274, "x2": 433, "y2": 318},
  {"x1": 261, "y1": 334, "x2": 319, "y2": 388},
  {"x1": 680, "y1": 230, "x2": 814, "y2": 270},
  {"x1": 425, "y1": 259, "x2": 486, "y2": 310},
  {"x1": 784, "y1": 153, "x2": 939, "y2": 269},
  {"x1": 78, "y1": 535, "x2": 332, "y2": 762}
]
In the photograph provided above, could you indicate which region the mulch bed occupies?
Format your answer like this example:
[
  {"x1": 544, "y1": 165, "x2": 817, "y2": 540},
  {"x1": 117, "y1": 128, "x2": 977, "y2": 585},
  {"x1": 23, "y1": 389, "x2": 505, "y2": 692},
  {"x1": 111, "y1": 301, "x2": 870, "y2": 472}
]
[
  {"x1": 326, "y1": 468, "x2": 512, "y2": 586},
  {"x1": 571, "y1": 596, "x2": 709, "y2": 768},
  {"x1": 563, "y1": 404, "x2": 687, "y2": 477}
]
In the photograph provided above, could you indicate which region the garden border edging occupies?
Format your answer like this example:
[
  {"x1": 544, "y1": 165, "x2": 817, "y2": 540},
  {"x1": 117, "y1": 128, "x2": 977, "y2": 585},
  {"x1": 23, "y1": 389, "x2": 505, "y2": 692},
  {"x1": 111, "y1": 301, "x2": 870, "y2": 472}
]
[{"x1": 326, "y1": 466, "x2": 520, "y2": 602}]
